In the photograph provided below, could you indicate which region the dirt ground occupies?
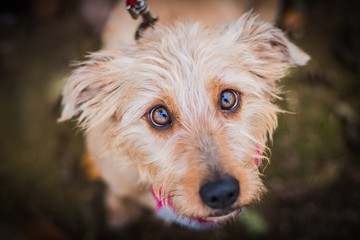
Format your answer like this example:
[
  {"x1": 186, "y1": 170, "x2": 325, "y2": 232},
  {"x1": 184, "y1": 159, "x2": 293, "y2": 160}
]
[{"x1": 0, "y1": 0, "x2": 359, "y2": 239}]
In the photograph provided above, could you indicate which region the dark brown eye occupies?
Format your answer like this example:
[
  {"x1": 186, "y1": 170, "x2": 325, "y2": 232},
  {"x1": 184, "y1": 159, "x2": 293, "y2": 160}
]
[
  {"x1": 220, "y1": 89, "x2": 240, "y2": 111},
  {"x1": 148, "y1": 105, "x2": 172, "y2": 129}
]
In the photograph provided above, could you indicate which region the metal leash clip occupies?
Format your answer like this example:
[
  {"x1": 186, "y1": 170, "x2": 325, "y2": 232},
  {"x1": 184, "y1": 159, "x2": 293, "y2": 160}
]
[{"x1": 126, "y1": 0, "x2": 158, "y2": 40}]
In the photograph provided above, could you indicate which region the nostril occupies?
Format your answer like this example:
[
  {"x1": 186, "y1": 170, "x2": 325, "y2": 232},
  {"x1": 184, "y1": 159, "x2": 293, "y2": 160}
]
[
  {"x1": 228, "y1": 192, "x2": 235, "y2": 198},
  {"x1": 210, "y1": 196, "x2": 219, "y2": 204},
  {"x1": 199, "y1": 175, "x2": 240, "y2": 209}
]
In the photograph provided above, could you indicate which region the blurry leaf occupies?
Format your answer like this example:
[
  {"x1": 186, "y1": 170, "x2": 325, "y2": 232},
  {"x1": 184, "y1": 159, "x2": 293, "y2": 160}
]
[{"x1": 239, "y1": 208, "x2": 268, "y2": 234}]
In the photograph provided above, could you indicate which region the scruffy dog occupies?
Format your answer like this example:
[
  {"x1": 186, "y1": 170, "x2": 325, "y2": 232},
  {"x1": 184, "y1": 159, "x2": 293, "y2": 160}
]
[{"x1": 60, "y1": 0, "x2": 309, "y2": 230}]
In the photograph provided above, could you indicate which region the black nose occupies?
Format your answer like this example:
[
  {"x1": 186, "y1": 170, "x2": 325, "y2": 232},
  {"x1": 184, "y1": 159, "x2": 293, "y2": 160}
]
[{"x1": 199, "y1": 175, "x2": 240, "y2": 209}]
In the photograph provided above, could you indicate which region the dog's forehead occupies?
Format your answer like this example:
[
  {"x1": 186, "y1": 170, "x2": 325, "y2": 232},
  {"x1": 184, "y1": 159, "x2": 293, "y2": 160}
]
[
  {"x1": 133, "y1": 23, "x2": 263, "y2": 92},
  {"x1": 132, "y1": 41, "x2": 260, "y2": 102}
]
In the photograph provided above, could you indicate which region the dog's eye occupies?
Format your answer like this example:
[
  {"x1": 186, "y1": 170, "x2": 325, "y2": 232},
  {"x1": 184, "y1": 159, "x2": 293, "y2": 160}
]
[
  {"x1": 148, "y1": 105, "x2": 172, "y2": 129},
  {"x1": 220, "y1": 89, "x2": 240, "y2": 111}
]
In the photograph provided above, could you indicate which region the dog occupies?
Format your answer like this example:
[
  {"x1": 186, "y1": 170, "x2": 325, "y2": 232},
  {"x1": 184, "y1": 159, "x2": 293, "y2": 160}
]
[{"x1": 59, "y1": 0, "x2": 309, "y2": 230}]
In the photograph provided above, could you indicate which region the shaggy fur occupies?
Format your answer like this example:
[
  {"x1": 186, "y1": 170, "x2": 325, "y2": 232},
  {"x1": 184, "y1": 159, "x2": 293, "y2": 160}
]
[{"x1": 60, "y1": 2, "x2": 309, "y2": 228}]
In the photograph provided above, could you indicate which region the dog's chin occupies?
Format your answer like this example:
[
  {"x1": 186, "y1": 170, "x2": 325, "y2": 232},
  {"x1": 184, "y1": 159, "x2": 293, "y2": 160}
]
[
  {"x1": 200, "y1": 207, "x2": 243, "y2": 223},
  {"x1": 151, "y1": 186, "x2": 243, "y2": 229},
  {"x1": 156, "y1": 205, "x2": 243, "y2": 230}
]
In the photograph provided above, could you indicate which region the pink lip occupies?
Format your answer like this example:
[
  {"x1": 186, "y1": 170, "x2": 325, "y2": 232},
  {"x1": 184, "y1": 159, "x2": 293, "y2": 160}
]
[
  {"x1": 150, "y1": 185, "x2": 174, "y2": 210},
  {"x1": 150, "y1": 185, "x2": 211, "y2": 224},
  {"x1": 254, "y1": 145, "x2": 262, "y2": 166}
]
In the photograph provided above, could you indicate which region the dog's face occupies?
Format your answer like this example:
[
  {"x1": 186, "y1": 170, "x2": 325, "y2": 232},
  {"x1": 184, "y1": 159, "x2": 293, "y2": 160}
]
[{"x1": 61, "y1": 13, "x2": 309, "y2": 224}]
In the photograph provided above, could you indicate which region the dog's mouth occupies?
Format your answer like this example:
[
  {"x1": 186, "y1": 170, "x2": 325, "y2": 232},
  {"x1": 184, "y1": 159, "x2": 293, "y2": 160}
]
[
  {"x1": 196, "y1": 207, "x2": 242, "y2": 224},
  {"x1": 157, "y1": 204, "x2": 242, "y2": 230},
  {"x1": 150, "y1": 186, "x2": 242, "y2": 229}
]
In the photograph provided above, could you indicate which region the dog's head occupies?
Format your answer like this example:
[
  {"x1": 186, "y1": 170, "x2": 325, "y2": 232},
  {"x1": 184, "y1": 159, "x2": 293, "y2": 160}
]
[{"x1": 60, "y1": 13, "x2": 309, "y2": 226}]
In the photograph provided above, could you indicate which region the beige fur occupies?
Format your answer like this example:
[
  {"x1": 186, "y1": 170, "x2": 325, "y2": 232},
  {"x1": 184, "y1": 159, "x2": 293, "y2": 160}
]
[{"x1": 60, "y1": 0, "x2": 309, "y2": 228}]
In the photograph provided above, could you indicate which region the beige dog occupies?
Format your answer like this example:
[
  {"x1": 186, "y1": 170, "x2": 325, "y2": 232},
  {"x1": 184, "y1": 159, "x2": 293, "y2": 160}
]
[{"x1": 60, "y1": 0, "x2": 309, "y2": 229}]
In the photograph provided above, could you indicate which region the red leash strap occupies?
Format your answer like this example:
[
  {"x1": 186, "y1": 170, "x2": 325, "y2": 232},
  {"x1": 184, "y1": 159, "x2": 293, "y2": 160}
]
[{"x1": 126, "y1": 0, "x2": 136, "y2": 7}]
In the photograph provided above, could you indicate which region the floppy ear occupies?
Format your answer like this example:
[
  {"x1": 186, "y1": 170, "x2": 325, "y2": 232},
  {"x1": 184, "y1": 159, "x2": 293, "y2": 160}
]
[
  {"x1": 224, "y1": 12, "x2": 310, "y2": 84},
  {"x1": 59, "y1": 49, "x2": 133, "y2": 130}
]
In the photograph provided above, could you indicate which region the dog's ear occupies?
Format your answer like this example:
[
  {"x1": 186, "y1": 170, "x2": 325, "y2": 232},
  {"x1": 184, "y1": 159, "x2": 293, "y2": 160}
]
[
  {"x1": 59, "y1": 49, "x2": 132, "y2": 129},
  {"x1": 223, "y1": 12, "x2": 310, "y2": 83}
]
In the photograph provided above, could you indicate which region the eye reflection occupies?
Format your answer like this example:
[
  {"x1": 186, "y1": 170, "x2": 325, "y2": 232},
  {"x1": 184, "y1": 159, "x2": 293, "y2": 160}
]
[
  {"x1": 148, "y1": 105, "x2": 172, "y2": 129},
  {"x1": 220, "y1": 89, "x2": 240, "y2": 111}
]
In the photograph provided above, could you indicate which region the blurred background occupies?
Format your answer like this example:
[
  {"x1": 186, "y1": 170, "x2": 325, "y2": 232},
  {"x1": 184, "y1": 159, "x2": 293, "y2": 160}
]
[{"x1": 0, "y1": 0, "x2": 359, "y2": 239}]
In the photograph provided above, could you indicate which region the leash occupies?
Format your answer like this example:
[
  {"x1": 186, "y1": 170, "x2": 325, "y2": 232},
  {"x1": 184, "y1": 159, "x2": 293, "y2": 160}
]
[{"x1": 126, "y1": 0, "x2": 158, "y2": 40}]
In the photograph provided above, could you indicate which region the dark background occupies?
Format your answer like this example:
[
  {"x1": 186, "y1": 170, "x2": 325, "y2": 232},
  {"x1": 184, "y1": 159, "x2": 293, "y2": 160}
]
[{"x1": 1, "y1": 0, "x2": 359, "y2": 239}]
